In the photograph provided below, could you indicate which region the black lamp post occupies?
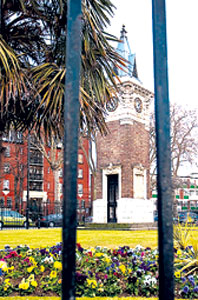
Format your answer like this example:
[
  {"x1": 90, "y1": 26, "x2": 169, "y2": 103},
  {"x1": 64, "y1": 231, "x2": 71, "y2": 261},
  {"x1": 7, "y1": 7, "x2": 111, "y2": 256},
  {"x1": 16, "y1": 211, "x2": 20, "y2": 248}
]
[{"x1": 26, "y1": 130, "x2": 30, "y2": 229}]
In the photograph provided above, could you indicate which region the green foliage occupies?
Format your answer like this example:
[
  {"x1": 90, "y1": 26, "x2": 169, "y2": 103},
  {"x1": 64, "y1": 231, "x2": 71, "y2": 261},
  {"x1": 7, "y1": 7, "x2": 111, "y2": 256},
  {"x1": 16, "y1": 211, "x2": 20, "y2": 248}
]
[
  {"x1": 0, "y1": 0, "x2": 126, "y2": 137},
  {"x1": 174, "y1": 220, "x2": 198, "y2": 278},
  {"x1": 173, "y1": 220, "x2": 192, "y2": 250}
]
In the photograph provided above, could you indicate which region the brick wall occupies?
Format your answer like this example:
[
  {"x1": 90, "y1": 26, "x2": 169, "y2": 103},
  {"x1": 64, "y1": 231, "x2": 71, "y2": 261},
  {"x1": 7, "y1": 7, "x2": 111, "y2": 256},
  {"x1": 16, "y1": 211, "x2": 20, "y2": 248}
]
[{"x1": 96, "y1": 119, "x2": 150, "y2": 199}]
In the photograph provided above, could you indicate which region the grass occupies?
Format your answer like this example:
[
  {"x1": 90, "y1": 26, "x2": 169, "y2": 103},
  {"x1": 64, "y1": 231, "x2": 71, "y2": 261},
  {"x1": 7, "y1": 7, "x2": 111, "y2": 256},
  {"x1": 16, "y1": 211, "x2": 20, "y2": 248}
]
[
  {"x1": 0, "y1": 298, "x2": 158, "y2": 300},
  {"x1": 0, "y1": 228, "x2": 158, "y2": 249}
]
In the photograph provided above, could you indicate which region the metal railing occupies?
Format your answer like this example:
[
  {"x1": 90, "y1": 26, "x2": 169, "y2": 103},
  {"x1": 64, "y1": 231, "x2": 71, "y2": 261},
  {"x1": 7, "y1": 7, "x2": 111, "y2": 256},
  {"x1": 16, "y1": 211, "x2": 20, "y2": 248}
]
[
  {"x1": 0, "y1": 203, "x2": 63, "y2": 230},
  {"x1": 62, "y1": 0, "x2": 173, "y2": 300}
]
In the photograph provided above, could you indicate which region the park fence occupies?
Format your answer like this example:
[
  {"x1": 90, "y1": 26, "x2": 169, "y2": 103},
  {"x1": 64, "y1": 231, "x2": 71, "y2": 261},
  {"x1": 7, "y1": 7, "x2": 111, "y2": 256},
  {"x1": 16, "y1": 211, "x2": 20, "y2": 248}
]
[
  {"x1": 0, "y1": 1, "x2": 174, "y2": 300},
  {"x1": 61, "y1": 1, "x2": 174, "y2": 300},
  {"x1": 0, "y1": 202, "x2": 63, "y2": 229}
]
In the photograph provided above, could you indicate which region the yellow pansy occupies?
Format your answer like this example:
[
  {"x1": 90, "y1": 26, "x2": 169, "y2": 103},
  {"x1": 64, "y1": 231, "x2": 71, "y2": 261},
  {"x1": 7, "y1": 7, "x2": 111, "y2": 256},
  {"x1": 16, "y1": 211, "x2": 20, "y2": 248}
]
[
  {"x1": 50, "y1": 270, "x2": 57, "y2": 279},
  {"x1": 31, "y1": 280, "x2": 38, "y2": 287},
  {"x1": 53, "y1": 261, "x2": 62, "y2": 270},
  {"x1": 4, "y1": 279, "x2": 11, "y2": 287},
  {"x1": 119, "y1": 264, "x2": 126, "y2": 274},
  {"x1": 0, "y1": 261, "x2": 8, "y2": 272},
  {"x1": 128, "y1": 268, "x2": 132, "y2": 274},
  {"x1": 103, "y1": 255, "x2": 111, "y2": 263},
  {"x1": 27, "y1": 266, "x2": 34, "y2": 273},
  {"x1": 19, "y1": 279, "x2": 29, "y2": 290},
  {"x1": 40, "y1": 265, "x2": 45, "y2": 272},
  {"x1": 174, "y1": 271, "x2": 181, "y2": 278},
  {"x1": 26, "y1": 249, "x2": 32, "y2": 256},
  {"x1": 29, "y1": 257, "x2": 37, "y2": 266},
  {"x1": 27, "y1": 274, "x2": 35, "y2": 281},
  {"x1": 87, "y1": 279, "x2": 97, "y2": 288},
  {"x1": 177, "y1": 249, "x2": 182, "y2": 256},
  {"x1": 95, "y1": 253, "x2": 104, "y2": 257},
  {"x1": 58, "y1": 279, "x2": 62, "y2": 284}
]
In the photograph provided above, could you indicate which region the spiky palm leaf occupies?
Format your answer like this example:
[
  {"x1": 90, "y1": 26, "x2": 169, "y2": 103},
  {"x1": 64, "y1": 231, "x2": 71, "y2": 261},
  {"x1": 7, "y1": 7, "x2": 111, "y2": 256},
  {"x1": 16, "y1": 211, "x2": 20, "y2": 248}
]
[
  {"x1": 173, "y1": 220, "x2": 192, "y2": 250},
  {"x1": 0, "y1": 0, "x2": 49, "y2": 132},
  {"x1": 175, "y1": 239, "x2": 198, "y2": 276},
  {"x1": 32, "y1": 0, "x2": 125, "y2": 137},
  {"x1": 0, "y1": 35, "x2": 34, "y2": 131}
]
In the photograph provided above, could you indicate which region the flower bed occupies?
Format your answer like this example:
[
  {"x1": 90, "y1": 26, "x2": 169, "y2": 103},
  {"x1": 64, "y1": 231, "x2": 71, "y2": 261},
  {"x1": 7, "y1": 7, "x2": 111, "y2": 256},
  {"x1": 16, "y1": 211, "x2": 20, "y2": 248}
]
[{"x1": 0, "y1": 243, "x2": 198, "y2": 298}]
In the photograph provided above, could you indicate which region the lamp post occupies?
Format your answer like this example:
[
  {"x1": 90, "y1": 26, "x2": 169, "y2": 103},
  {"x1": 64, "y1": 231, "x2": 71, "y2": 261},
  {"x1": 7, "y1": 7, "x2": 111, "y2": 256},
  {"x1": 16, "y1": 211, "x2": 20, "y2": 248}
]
[
  {"x1": 62, "y1": 1, "x2": 82, "y2": 298},
  {"x1": 26, "y1": 130, "x2": 30, "y2": 229}
]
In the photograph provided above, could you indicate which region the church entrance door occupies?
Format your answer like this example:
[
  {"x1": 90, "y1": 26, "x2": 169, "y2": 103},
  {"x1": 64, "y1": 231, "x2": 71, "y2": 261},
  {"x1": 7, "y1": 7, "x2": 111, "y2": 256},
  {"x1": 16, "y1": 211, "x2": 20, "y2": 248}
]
[{"x1": 107, "y1": 174, "x2": 118, "y2": 223}]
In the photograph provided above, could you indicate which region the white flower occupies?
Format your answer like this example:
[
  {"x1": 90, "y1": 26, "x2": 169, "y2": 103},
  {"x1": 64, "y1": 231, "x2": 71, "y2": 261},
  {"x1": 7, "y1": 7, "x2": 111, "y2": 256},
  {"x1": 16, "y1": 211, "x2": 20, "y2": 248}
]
[
  {"x1": 42, "y1": 256, "x2": 54, "y2": 264},
  {"x1": 144, "y1": 275, "x2": 157, "y2": 286},
  {"x1": 135, "y1": 245, "x2": 144, "y2": 250}
]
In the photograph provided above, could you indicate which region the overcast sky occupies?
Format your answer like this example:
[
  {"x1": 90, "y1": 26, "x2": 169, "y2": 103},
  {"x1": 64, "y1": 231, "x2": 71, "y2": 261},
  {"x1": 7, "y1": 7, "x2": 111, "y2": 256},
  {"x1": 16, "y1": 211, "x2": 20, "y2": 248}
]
[{"x1": 108, "y1": 0, "x2": 198, "y2": 109}]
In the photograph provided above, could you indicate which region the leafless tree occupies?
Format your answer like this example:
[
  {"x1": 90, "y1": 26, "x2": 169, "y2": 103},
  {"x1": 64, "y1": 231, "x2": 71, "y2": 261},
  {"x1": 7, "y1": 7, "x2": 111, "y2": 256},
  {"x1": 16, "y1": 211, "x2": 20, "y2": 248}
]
[
  {"x1": 150, "y1": 103, "x2": 198, "y2": 191},
  {"x1": 31, "y1": 131, "x2": 63, "y2": 207},
  {"x1": 6, "y1": 133, "x2": 27, "y2": 212}
]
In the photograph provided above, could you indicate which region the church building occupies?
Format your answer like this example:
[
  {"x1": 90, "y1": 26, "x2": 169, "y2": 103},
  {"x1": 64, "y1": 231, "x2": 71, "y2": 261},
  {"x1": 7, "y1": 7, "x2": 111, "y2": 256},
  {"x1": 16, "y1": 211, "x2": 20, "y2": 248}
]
[{"x1": 93, "y1": 26, "x2": 154, "y2": 223}]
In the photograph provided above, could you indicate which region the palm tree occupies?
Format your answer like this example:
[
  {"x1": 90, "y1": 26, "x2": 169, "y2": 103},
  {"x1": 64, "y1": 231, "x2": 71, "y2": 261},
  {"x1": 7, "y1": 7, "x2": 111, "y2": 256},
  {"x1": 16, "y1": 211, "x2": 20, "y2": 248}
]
[
  {"x1": 31, "y1": 0, "x2": 126, "y2": 138},
  {"x1": 0, "y1": 0, "x2": 125, "y2": 138}
]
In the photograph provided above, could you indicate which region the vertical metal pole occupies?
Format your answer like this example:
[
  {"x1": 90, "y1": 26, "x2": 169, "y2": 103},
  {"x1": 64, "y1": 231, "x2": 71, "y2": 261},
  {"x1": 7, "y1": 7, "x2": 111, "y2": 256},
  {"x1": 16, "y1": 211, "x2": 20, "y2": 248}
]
[
  {"x1": 62, "y1": 1, "x2": 82, "y2": 299},
  {"x1": 26, "y1": 130, "x2": 30, "y2": 229},
  {"x1": 152, "y1": 1, "x2": 174, "y2": 300}
]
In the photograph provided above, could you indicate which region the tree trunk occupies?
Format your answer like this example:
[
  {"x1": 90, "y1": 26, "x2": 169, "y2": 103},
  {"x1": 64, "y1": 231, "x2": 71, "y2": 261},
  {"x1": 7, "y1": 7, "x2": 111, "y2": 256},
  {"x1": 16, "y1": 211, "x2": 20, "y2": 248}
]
[{"x1": 53, "y1": 169, "x2": 60, "y2": 213}]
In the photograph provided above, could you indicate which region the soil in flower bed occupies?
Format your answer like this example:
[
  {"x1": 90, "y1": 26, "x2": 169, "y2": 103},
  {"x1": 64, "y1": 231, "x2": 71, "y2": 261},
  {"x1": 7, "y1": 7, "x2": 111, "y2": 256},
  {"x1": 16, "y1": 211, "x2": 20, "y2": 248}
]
[{"x1": 0, "y1": 243, "x2": 197, "y2": 298}]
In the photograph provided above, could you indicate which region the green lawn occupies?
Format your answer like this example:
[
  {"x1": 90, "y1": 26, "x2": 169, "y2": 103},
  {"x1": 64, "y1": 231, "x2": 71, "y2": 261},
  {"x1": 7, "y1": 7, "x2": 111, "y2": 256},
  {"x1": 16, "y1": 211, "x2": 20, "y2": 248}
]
[
  {"x1": 0, "y1": 228, "x2": 158, "y2": 249},
  {"x1": 0, "y1": 297, "x2": 184, "y2": 300}
]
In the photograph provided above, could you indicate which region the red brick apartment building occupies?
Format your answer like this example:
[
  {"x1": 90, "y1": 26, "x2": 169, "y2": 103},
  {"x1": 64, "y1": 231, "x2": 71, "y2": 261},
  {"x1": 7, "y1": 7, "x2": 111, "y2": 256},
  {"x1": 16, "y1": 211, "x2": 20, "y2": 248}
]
[{"x1": 0, "y1": 132, "x2": 90, "y2": 221}]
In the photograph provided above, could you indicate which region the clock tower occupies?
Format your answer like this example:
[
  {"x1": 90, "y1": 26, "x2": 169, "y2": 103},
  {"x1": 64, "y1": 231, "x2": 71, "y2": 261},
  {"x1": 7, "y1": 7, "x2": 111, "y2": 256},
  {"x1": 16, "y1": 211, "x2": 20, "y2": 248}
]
[{"x1": 93, "y1": 26, "x2": 154, "y2": 223}]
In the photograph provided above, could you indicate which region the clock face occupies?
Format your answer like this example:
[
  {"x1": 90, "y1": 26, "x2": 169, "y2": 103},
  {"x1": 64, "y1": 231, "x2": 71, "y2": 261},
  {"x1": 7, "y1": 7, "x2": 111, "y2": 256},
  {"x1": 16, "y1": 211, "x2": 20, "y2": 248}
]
[
  {"x1": 134, "y1": 98, "x2": 143, "y2": 113},
  {"x1": 106, "y1": 97, "x2": 118, "y2": 112}
]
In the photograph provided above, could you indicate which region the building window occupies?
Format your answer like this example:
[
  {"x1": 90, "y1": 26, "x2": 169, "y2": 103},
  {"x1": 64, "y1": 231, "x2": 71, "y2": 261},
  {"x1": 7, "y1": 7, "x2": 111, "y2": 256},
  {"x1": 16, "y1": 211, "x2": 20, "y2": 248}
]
[
  {"x1": 78, "y1": 184, "x2": 83, "y2": 195},
  {"x1": 4, "y1": 163, "x2": 10, "y2": 173},
  {"x1": 81, "y1": 199, "x2": 85, "y2": 209},
  {"x1": 190, "y1": 190, "x2": 195, "y2": 196},
  {"x1": 7, "y1": 197, "x2": 12, "y2": 208},
  {"x1": 4, "y1": 146, "x2": 10, "y2": 157},
  {"x1": 78, "y1": 153, "x2": 83, "y2": 164},
  {"x1": 3, "y1": 180, "x2": 9, "y2": 190},
  {"x1": 48, "y1": 183, "x2": 50, "y2": 190},
  {"x1": 78, "y1": 168, "x2": 83, "y2": 179},
  {"x1": 0, "y1": 197, "x2": 4, "y2": 207},
  {"x1": 29, "y1": 181, "x2": 42, "y2": 191},
  {"x1": 48, "y1": 167, "x2": 50, "y2": 174},
  {"x1": 20, "y1": 148, "x2": 23, "y2": 154}
]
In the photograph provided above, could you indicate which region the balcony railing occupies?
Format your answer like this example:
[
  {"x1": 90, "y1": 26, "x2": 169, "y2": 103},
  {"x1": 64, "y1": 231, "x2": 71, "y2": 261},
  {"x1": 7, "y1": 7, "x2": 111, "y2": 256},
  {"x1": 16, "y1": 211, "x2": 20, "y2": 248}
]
[{"x1": 29, "y1": 158, "x2": 43, "y2": 166}]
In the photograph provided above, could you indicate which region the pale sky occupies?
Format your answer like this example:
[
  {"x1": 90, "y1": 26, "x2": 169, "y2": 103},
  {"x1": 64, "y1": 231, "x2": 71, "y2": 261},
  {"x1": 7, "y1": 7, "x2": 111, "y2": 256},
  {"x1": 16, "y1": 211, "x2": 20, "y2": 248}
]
[{"x1": 108, "y1": 0, "x2": 198, "y2": 109}]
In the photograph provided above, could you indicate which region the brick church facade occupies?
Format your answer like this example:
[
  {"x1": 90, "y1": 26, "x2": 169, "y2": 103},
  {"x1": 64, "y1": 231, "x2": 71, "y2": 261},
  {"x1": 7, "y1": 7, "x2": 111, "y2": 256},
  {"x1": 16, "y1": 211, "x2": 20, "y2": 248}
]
[{"x1": 93, "y1": 26, "x2": 154, "y2": 223}]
